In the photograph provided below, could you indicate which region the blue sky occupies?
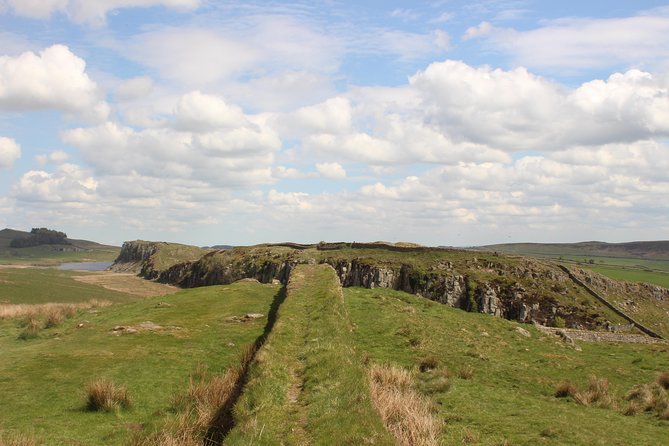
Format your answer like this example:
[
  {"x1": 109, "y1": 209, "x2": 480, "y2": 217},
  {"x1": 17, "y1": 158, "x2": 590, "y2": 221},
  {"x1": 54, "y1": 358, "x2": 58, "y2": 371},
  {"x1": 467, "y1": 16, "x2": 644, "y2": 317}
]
[{"x1": 0, "y1": 0, "x2": 668, "y2": 246}]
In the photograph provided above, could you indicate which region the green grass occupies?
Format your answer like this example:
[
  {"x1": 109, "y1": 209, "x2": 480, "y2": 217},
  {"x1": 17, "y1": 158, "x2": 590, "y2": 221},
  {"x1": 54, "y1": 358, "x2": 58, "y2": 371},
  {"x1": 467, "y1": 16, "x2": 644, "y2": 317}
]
[
  {"x1": 225, "y1": 264, "x2": 393, "y2": 445},
  {"x1": 0, "y1": 268, "x2": 132, "y2": 304},
  {"x1": 579, "y1": 264, "x2": 669, "y2": 289},
  {"x1": 0, "y1": 281, "x2": 279, "y2": 445},
  {"x1": 345, "y1": 286, "x2": 669, "y2": 445}
]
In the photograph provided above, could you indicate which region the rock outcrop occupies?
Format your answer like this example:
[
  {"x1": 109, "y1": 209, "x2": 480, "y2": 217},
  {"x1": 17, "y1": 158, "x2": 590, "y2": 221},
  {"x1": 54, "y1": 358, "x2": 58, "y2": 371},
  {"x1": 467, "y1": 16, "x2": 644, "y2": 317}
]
[{"x1": 111, "y1": 242, "x2": 667, "y2": 335}]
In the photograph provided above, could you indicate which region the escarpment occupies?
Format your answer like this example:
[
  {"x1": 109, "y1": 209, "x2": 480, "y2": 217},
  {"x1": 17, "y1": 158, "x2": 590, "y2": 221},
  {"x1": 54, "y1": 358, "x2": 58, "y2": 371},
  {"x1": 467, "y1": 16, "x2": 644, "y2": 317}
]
[{"x1": 111, "y1": 242, "x2": 667, "y2": 335}]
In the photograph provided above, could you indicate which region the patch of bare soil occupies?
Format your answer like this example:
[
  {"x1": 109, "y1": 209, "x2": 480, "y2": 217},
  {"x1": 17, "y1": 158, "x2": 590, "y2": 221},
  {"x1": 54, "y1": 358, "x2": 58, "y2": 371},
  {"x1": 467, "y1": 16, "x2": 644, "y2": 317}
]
[{"x1": 72, "y1": 272, "x2": 180, "y2": 297}]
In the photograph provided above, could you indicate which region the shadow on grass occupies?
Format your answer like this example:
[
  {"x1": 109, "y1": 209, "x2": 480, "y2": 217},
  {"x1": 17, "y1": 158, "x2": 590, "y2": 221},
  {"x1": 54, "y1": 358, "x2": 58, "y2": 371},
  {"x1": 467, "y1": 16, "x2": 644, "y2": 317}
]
[{"x1": 204, "y1": 286, "x2": 287, "y2": 445}]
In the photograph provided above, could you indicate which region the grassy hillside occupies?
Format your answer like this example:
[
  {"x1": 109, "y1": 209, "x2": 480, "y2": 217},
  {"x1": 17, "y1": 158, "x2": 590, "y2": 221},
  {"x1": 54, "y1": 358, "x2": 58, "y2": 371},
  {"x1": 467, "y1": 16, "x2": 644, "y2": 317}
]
[
  {"x1": 0, "y1": 281, "x2": 279, "y2": 445},
  {"x1": 346, "y1": 286, "x2": 669, "y2": 445},
  {"x1": 0, "y1": 228, "x2": 119, "y2": 265},
  {"x1": 1, "y1": 262, "x2": 668, "y2": 445},
  {"x1": 477, "y1": 241, "x2": 669, "y2": 289}
]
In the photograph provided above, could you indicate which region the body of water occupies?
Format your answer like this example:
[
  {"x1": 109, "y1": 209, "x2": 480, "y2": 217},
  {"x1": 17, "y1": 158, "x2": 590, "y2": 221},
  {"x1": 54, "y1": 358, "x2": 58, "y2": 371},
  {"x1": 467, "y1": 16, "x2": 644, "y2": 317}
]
[{"x1": 57, "y1": 261, "x2": 113, "y2": 271}]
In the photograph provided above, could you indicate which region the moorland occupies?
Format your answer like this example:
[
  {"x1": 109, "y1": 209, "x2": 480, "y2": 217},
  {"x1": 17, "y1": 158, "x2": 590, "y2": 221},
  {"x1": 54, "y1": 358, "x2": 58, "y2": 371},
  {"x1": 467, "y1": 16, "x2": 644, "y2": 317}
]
[{"x1": 1, "y1": 230, "x2": 668, "y2": 445}]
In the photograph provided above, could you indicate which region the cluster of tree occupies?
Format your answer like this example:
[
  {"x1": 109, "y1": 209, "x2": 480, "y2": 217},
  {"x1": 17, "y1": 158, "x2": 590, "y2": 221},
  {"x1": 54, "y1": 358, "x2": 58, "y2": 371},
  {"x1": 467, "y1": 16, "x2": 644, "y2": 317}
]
[{"x1": 10, "y1": 228, "x2": 70, "y2": 248}]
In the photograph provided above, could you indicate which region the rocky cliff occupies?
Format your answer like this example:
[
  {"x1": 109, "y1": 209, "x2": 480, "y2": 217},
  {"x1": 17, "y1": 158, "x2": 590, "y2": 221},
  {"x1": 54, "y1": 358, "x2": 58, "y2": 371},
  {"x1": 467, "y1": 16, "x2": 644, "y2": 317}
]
[{"x1": 111, "y1": 241, "x2": 668, "y2": 335}]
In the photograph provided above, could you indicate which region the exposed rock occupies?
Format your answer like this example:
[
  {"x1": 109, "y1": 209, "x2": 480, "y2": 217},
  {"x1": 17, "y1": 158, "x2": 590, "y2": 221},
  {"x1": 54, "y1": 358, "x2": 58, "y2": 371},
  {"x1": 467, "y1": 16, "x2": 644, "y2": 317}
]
[
  {"x1": 225, "y1": 313, "x2": 265, "y2": 323},
  {"x1": 515, "y1": 327, "x2": 531, "y2": 337}
]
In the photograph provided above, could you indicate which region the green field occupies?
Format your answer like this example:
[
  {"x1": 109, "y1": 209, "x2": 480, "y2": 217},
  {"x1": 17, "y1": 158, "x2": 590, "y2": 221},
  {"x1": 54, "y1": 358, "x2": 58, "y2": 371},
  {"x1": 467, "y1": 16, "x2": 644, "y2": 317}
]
[
  {"x1": 2, "y1": 261, "x2": 669, "y2": 445},
  {"x1": 0, "y1": 281, "x2": 279, "y2": 445},
  {"x1": 0, "y1": 268, "x2": 134, "y2": 304}
]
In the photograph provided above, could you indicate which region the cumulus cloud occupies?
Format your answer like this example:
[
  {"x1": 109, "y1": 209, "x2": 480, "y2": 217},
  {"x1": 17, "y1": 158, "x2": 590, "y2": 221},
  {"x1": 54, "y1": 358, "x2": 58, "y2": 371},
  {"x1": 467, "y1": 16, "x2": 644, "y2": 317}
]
[
  {"x1": 0, "y1": 45, "x2": 108, "y2": 120},
  {"x1": 0, "y1": 0, "x2": 200, "y2": 25},
  {"x1": 62, "y1": 91, "x2": 280, "y2": 188},
  {"x1": 13, "y1": 163, "x2": 98, "y2": 203},
  {"x1": 316, "y1": 162, "x2": 346, "y2": 180},
  {"x1": 0, "y1": 136, "x2": 21, "y2": 168}
]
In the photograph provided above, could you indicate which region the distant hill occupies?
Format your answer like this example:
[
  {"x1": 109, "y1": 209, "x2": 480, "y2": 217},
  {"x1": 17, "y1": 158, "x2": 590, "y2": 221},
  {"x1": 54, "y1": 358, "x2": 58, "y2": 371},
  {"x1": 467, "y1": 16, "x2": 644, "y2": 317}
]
[
  {"x1": 0, "y1": 228, "x2": 119, "y2": 264},
  {"x1": 476, "y1": 241, "x2": 669, "y2": 261}
]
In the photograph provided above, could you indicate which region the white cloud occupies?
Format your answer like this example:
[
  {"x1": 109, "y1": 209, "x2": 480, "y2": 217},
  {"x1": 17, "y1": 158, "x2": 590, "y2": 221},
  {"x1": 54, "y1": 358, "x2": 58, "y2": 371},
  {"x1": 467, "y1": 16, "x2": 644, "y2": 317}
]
[
  {"x1": 14, "y1": 163, "x2": 97, "y2": 203},
  {"x1": 475, "y1": 13, "x2": 669, "y2": 72},
  {"x1": 0, "y1": 45, "x2": 108, "y2": 120},
  {"x1": 173, "y1": 91, "x2": 248, "y2": 132},
  {"x1": 0, "y1": 136, "x2": 21, "y2": 168},
  {"x1": 0, "y1": 0, "x2": 200, "y2": 25},
  {"x1": 463, "y1": 21, "x2": 492, "y2": 40},
  {"x1": 116, "y1": 76, "x2": 153, "y2": 101},
  {"x1": 316, "y1": 162, "x2": 346, "y2": 180}
]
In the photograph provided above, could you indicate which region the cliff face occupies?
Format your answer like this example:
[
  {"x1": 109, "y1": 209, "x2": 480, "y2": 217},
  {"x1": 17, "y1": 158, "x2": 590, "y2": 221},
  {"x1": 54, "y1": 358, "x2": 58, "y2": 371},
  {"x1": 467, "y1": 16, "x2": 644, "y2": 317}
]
[
  {"x1": 112, "y1": 242, "x2": 667, "y2": 334},
  {"x1": 110, "y1": 241, "x2": 158, "y2": 273}
]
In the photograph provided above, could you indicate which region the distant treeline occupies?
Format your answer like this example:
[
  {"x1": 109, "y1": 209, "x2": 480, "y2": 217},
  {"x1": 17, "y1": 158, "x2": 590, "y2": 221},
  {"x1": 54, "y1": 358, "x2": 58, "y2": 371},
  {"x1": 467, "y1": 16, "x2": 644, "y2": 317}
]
[{"x1": 10, "y1": 228, "x2": 70, "y2": 248}]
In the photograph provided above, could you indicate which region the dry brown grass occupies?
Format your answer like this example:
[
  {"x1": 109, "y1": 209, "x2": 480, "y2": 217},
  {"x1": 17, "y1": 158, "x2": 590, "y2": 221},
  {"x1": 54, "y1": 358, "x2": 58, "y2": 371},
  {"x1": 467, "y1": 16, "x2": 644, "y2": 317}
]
[
  {"x1": 624, "y1": 382, "x2": 669, "y2": 418},
  {"x1": 573, "y1": 376, "x2": 617, "y2": 409},
  {"x1": 554, "y1": 380, "x2": 578, "y2": 398},
  {"x1": 0, "y1": 432, "x2": 37, "y2": 446},
  {"x1": 657, "y1": 370, "x2": 669, "y2": 390},
  {"x1": 132, "y1": 345, "x2": 257, "y2": 446},
  {"x1": 85, "y1": 378, "x2": 131, "y2": 412},
  {"x1": 0, "y1": 299, "x2": 111, "y2": 320},
  {"x1": 369, "y1": 363, "x2": 442, "y2": 446}
]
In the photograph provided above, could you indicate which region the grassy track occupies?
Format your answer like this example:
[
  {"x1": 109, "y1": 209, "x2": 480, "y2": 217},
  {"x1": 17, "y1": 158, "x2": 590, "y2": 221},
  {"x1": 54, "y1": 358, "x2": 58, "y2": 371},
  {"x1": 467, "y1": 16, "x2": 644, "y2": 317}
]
[
  {"x1": 0, "y1": 282, "x2": 278, "y2": 445},
  {"x1": 225, "y1": 264, "x2": 394, "y2": 445},
  {"x1": 345, "y1": 286, "x2": 669, "y2": 445}
]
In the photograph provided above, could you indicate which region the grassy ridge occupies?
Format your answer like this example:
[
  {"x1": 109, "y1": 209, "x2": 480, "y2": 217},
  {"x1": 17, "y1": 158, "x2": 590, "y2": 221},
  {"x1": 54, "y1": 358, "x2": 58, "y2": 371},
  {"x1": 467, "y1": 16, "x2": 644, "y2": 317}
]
[
  {"x1": 226, "y1": 264, "x2": 393, "y2": 445},
  {"x1": 0, "y1": 282, "x2": 278, "y2": 445},
  {"x1": 345, "y1": 286, "x2": 669, "y2": 445}
]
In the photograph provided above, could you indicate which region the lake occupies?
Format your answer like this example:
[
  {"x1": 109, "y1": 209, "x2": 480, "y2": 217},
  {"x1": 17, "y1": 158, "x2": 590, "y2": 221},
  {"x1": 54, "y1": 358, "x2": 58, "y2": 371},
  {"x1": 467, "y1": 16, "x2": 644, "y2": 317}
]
[{"x1": 57, "y1": 261, "x2": 113, "y2": 271}]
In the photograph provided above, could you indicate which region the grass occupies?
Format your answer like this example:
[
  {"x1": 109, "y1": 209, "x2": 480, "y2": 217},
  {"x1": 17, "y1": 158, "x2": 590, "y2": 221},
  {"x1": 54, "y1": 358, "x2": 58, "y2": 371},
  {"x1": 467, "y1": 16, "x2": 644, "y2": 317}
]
[
  {"x1": 368, "y1": 363, "x2": 442, "y2": 446},
  {"x1": 0, "y1": 281, "x2": 279, "y2": 445},
  {"x1": 85, "y1": 378, "x2": 132, "y2": 412},
  {"x1": 0, "y1": 268, "x2": 136, "y2": 304},
  {"x1": 345, "y1": 286, "x2": 669, "y2": 445},
  {"x1": 225, "y1": 264, "x2": 394, "y2": 445}
]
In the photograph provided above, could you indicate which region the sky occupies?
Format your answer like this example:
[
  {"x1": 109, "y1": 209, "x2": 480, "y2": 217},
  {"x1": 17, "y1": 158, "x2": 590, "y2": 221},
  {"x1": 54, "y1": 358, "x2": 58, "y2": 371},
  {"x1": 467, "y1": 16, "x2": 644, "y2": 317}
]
[{"x1": 0, "y1": 0, "x2": 668, "y2": 247}]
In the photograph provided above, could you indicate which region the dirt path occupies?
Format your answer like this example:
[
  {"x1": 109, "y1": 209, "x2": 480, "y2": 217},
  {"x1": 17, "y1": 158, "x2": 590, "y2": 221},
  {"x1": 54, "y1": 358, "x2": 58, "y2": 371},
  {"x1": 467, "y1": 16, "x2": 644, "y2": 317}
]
[{"x1": 72, "y1": 272, "x2": 180, "y2": 297}]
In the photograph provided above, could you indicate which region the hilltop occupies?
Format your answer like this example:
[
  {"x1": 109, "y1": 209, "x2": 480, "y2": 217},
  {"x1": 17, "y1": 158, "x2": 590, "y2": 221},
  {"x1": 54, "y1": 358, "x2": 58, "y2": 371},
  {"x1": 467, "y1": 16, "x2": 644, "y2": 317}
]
[
  {"x1": 0, "y1": 228, "x2": 119, "y2": 264},
  {"x1": 111, "y1": 240, "x2": 669, "y2": 338},
  {"x1": 478, "y1": 240, "x2": 669, "y2": 260}
]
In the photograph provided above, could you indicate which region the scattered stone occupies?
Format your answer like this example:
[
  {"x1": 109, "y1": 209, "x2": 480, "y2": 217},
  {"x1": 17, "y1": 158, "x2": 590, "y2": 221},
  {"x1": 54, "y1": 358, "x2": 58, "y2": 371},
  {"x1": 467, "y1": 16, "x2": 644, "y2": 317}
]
[
  {"x1": 515, "y1": 327, "x2": 531, "y2": 338},
  {"x1": 156, "y1": 302, "x2": 174, "y2": 308},
  {"x1": 225, "y1": 313, "x2": 265, "y2": 323},
  {"x1": 236, "y1": 278, "x2": 261, "y2": 284},
  {"x1": 272, "y1": 279, "x2": 281, "y2": 285},
  {"x1": 77, "y1": 320, "x2": 90, "y2": 328},
  {"x1": 138, "y1": 321, "x2": 162, "y2": 330},
  {"x1": 226, "y1": 342, "x2": 235, "y2": 347},
  {"x1": 481, "y1": 331, "x2": 489, "y2": 337}
]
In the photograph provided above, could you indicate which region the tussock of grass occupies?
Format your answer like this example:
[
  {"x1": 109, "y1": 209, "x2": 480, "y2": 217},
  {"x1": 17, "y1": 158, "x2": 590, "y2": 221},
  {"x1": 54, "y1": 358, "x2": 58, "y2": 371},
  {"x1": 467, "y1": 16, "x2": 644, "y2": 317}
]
[
  {"x1": 574, "y1": 376, "x2": 617, "y2": 409},
  {"x1": 369, "y1": 363, "x2": 442, "y2": 446},
  {"x1": 657, "y1": 370, "x2": 669, "y2": 390},
  {"x1": 17, "y1": 318, "x2": 40, "y2": 340},
  {"x1": 554, "y1": 380, "x2": 578, "y2": 398},
  {"x1": 624, "y1": 382, "x2": 669, "y2": 418},
  {"x1": 458, "y1": 365, "x2": 474, "y2": 380},
  {"x1": 85, "y1": 378, "x2": 131, "y2": 412}
]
